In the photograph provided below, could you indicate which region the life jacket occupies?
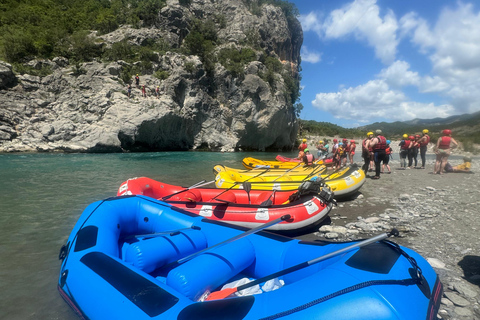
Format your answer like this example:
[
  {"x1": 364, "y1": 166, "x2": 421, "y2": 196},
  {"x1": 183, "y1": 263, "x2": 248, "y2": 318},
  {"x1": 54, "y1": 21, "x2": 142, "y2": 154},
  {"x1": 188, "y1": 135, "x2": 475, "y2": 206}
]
[
  {"x1": 373, "y1": 135, "x2": 387, "y2": 151},
  {"x1": 305, "y1": 153, "x2": 314, "y2": 165},
  {"x1": 337, "y1": 146, "x2": 345, "y2": 156},
  {"x1": 401, "y1": 140, "x2": 410, "y2": 150},
  {"x1": 438, "y1": 136, "x2": 451, "y2": 149},
  {"x1": 344, "y1": 144, "x2": 350, "y2": 152},
  {"x1": 362, "y1": 139, "x2": 369, "y2": 152},
  {"x1": 385, "y1": 146, "x2": 392, "y2": 155},
  {"x1": 349, "y1": 143, "x2": 356, "y2": 153},
  {"x1": 331, "y1": 144, "x2": 338, "y2": 154},
  {"x1": 298, "y1": 143, "x2": 307, "y2": 151},
  {"x1": 420, "y1": 135, "x2": 430, "y2": 147}
]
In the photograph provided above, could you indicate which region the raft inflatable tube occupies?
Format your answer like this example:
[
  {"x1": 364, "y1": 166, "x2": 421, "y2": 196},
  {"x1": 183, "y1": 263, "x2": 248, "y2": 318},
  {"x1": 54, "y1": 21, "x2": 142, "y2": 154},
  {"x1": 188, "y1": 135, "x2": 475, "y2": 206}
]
[
  {"x1": 58, "y1": 195, "x2": 442, "y2": 320},
  {"x1": 117, "y1": 177, "x2": 334, "y2": 232},
  {"x1": 215, "y1": 164, "x2": 366, "y2": 199},
  {"x1": 213, "y1": 164, "x2": 327, "y2": 176},
  {"x1": 242, "y1": 157, "x2": 334, "y2": 170}
]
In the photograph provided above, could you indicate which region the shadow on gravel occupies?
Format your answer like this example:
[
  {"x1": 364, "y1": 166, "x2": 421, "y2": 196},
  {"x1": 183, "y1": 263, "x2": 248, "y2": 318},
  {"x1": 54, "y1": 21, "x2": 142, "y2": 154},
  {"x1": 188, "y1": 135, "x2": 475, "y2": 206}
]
[{"x1": 458, "y1": 255, "x2": 480, "y2": 287}]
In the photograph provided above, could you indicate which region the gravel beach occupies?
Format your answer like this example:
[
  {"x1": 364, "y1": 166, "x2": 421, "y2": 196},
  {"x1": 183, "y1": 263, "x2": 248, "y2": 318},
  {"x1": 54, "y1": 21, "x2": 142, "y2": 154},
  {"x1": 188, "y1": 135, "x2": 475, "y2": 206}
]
[{"x1": 297, "y1": 139, "x2": 480, "y2": 319}]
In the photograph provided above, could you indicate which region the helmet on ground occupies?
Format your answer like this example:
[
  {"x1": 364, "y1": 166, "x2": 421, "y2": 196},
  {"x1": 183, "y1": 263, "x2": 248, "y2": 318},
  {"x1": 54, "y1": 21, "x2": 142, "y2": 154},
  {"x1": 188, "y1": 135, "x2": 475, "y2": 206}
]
[
  {"x1": 442, "y1": 129, "x2": 452, "y2": 135},
  {"x1": 375, "y1": 129, "x2": 382, "y2": 135},
  {"x1": 302, "y1": 138, "x2": 307, "y2": 142},
  {"x1": 367, "y1": 132, "x2": 373, "y2": 137},
  {"x1": 386, "y1": 140, "x2": 391, "y2": 144},
  {"x1": 304, "y1": 148, "x2": 309, "y2": 152},
  {"x1": 422, "y1": 129, "x2": 429, "y2": 134},
  {"x1": 350, "y1": 139, "x2": 355, "y2": 143},
  {"x1": 333, "y1": 138, "x2": 338, "y2": 143},
  {"x1": 409, "y1": 135, "x2": 415, "y2": 140},
  {"x1": 403, "y1": 134, "x2": 408, "y2": 139},
  {"x1": 319, "y1": 140, "x2": 323, "y2": 144},
  {"x1": 338, "y1": 142, "x2": 343, "y2": 146},
  {"x1": 463, "y1": 156, "x2": 472, "y2": 162}
]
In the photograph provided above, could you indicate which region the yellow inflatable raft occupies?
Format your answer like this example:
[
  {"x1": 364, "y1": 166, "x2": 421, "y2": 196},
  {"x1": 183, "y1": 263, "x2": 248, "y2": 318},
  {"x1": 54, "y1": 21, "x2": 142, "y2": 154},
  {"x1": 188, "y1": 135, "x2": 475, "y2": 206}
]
[
  {"x1": 241, "y1": 157, "x2": 334, "y2": 170},
  {"x1": 215, "y1": 164, "x2": 366, "y2": 199}
]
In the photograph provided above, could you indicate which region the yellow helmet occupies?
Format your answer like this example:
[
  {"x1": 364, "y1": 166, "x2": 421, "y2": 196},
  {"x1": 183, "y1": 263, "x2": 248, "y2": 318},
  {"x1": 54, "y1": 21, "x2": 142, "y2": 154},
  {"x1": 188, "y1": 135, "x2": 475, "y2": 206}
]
[
  {"x1": 403, "y1": 134, "x2": 408, "y2": 139},
  {"x1": 367, "y1": 132, "x2": 373, "y2": 137},
  {"x1": 302, "y1": 138, "x2": 307, "y2": 142},
  {"x1": 136, "y1": 74, "x2": 139, "y2": 76},
  {"x1": 422, "y1": 129, "x2": 429, "y2": 134},
  {"x1": 319, "y1": 140, "x2": 323, "y2": 144}
]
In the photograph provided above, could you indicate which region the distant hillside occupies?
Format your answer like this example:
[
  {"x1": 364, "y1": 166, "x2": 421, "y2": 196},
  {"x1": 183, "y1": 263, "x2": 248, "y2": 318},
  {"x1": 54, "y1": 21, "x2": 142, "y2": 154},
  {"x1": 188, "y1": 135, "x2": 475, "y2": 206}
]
[{"x1": 300, "y1": 111, "x2": 480, "y2": 153}]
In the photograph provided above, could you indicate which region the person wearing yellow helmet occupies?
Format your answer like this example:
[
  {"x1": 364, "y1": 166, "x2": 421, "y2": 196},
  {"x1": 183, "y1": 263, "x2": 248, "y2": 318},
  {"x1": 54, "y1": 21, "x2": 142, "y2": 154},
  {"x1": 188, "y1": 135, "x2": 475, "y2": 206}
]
[
  {"x1": 298, "y1": 138, "x2": 308, "y2": 152},
  {"x1": 398, "y1": 134, "x2": 409, "y2": 168},
  {"x1": 316, "y1": 140, "x2": 328, "y2": 159},
  {"x1": 416, "y1": 129, "x2": 430, "y2": 169},
  {"x1": 135, "y1": 74, "x2": 140, "y2": 86}
]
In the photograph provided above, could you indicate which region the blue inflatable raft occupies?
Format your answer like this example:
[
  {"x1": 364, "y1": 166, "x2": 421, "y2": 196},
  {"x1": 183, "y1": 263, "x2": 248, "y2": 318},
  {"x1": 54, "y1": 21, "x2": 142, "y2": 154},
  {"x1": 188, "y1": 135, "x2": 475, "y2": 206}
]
[{"x1": 58, "y1": 195, "x2": 442, "y2": 319}]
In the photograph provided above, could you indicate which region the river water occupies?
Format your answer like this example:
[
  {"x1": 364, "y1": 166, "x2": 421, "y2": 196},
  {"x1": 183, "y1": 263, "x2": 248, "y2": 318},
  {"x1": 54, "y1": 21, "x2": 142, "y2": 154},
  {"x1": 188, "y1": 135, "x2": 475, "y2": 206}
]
[
  {"x1": 0, "y1": 151, "x2": 287, "y2": 320},
  {"x1": 0, "y1": 151, "x2": 466, "y2": 319}
]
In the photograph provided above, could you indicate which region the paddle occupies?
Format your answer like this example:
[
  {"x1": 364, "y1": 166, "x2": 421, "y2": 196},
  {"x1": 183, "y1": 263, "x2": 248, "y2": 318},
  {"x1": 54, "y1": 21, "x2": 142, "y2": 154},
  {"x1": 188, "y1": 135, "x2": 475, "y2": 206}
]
[
  {"x1": 172, "y1": 214, "x2": 292, "y2": 266},
  {"x1": 162, "y1": 180, "x2": 215, "y2": 200},
  {"x1": 260, "y1": 189, "x2": 276, "y2": 207},
  {"x1": 244, "y1": 181, "x2": 252, "y2": 204},
  {"x1": 210, "y1": 168, "x2": 270, "y2": 202},
  {"x1": 271, "y1": 162, "x2": 304, "y2": 182},
  {"x1": 206, "y1": 228, "x2": 399, "y2": 300}
]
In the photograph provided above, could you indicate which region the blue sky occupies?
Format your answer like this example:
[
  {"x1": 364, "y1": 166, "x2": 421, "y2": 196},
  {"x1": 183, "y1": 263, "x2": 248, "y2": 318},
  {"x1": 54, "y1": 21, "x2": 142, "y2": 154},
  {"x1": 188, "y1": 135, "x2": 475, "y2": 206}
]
[{"x1": 289, "y1": 0, "x2": 480, "y2": 128}]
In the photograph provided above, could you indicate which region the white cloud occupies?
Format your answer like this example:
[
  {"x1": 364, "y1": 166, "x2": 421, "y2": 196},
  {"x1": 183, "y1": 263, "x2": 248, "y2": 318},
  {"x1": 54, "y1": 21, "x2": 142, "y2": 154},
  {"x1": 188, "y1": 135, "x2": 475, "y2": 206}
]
[
  {"x1": 301, "y1": 46, "x2": 322, "y2": 63},
  {"x1": 299, "y1": 12, "x2": 323, "y2": 37},
  {"x1": 377, "y1": 60, "x2": 420, "y2": 87},
  {"x1": 311, "y1": 79, "x2": 453, "y2": 121},
  {"x1": 322, "y1": 0, "x2": 399, "y2": 64}
]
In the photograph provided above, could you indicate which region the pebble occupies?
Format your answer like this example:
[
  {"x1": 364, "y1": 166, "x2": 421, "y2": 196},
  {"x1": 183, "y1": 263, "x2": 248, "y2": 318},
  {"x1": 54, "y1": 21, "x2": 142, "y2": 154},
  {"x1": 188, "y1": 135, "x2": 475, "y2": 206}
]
[
  {"x1": 444, "y1": 292, "x2": 470, "y2": 307},
  {"x1": 453, "y1": 282, "x2": 478, "y2": 299},
  {"x1": 427, "y1": 258, "x2": 447, "y2": 269}
]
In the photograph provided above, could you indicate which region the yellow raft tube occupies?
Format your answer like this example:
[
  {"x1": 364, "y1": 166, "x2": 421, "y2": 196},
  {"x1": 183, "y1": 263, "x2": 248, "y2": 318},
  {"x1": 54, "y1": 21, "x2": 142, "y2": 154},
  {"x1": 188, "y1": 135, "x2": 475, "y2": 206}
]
[
  {"x1": 241, "y1": 157, "x2": 333, "y2": 170},
  {"x1": 214, "y1": 164, "x2": 366, "y2": 199}
]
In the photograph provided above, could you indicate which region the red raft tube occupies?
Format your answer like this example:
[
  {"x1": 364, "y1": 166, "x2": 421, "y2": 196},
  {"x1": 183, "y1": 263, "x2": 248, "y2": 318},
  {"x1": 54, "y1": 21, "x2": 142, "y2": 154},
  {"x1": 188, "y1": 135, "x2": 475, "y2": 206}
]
[{"x1": 117, "y1": 177, "x2": 334, "y2": 233}]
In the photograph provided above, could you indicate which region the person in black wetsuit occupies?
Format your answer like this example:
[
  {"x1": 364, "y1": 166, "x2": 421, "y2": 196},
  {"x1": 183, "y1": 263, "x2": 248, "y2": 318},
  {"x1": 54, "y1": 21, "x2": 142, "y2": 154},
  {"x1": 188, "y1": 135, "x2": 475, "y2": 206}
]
[{"x1": 417, "y1": 129, "x2": 430, "y2": 169}]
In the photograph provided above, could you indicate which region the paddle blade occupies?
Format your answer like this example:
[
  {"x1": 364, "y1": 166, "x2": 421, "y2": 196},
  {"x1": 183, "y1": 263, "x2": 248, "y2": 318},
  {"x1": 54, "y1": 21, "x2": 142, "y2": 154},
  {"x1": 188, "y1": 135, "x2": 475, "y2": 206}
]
[{"x1": 205, "y1": 287, "x2": 238, "y2": 301}]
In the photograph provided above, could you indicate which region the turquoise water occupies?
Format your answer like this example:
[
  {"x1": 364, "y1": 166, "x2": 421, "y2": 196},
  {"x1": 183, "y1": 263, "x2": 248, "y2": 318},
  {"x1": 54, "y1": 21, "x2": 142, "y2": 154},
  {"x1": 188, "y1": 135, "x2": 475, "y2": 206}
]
[{"x1": 0, "y1": 151, "x2": 287, "y2": 320}]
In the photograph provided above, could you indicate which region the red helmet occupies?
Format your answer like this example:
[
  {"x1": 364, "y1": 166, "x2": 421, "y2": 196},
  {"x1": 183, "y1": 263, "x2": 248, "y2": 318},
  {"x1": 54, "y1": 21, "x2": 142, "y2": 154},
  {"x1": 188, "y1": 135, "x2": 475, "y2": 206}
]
[
  {"x1": 342, "y1": 138, "x2": 347, "y2": 142},
  {"x1": 409, "y1": 135, "x2": 415, "y2": 140},
  {"x1": 350, "y1": 139, "x2": 355, "y2": 143},
  {"x1": 442, "y1": 129, "x2": 452, "y2": 135},
  {"x1": 415, "y1": 134, "x2": 421, "y2": 138},
  {"x1": 333, "y1": 138, "x2": 338, "y2": 143}
]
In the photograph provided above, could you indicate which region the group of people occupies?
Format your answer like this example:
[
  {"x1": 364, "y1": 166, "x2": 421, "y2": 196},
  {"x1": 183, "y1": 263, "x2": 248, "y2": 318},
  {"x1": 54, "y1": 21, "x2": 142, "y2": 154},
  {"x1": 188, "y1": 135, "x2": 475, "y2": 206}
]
[
  {"x1": 126, "y1": 74, "x2": 160, "y2": 99},
  {"x1": 297, "y1": 127, "x2": 472, "y2": 177}
]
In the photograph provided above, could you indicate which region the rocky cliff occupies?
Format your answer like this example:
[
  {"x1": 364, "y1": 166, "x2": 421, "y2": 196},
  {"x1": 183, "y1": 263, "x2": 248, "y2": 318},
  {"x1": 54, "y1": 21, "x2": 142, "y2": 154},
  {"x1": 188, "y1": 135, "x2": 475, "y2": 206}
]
[{"x1": 0, "y1": 0, "x2": 302, "y2": 152}]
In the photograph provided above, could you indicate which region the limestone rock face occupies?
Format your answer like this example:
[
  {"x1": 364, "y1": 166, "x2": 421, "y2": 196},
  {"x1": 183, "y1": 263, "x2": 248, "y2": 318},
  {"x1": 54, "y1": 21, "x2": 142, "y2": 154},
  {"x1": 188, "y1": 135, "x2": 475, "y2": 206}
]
[{"x1": 0, "y1": 0, "x2": 302, "y2": 152}]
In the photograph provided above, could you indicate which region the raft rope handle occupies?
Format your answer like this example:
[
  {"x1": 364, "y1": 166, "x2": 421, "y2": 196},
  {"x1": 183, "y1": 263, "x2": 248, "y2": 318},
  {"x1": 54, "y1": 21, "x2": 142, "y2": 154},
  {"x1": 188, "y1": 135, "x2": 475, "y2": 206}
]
[{"x1": 259, "y1": 238, "x2": 425, "y2": 320}]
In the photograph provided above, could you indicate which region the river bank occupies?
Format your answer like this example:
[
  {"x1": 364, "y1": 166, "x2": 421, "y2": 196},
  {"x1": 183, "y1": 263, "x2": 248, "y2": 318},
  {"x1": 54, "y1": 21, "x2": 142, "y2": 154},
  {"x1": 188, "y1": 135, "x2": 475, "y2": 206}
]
[{"x1": 298, "y1": 157, "x2": 480, "y2": 319}]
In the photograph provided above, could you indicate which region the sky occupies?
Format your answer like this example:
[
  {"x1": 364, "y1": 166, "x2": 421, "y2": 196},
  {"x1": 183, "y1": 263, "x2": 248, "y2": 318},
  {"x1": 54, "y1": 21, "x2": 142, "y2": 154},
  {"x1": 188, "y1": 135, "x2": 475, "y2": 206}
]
[{"x1": 289, "y1": 0, "x2": 480, "y2": 128}]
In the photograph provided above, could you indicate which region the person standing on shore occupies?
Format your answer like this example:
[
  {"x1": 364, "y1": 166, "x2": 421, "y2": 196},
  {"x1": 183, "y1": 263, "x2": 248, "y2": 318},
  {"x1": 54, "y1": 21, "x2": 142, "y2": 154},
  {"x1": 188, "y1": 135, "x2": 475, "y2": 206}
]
[
  {"x1": 135, "y1": 74, "x2": 140, "y2": 86},
  {"x1": 407, "y1": 135, "x2": 415, "y2": 168},
  {"x1": 399, "y1": 134, "x2": 409, "y2": 168},
  {"x1": 411, "y1": 134, "x2": 421, "y2": 168},
  {"x1": 348, "y1": 139, "x2": 356, "y2": 164},
  {"x1": 417, "y1": 129, "x2": 430, "y2": 169},
  {"x1": 298, "y1": 139, "x2": 307, "y2": 152},
  {"x1": 331, "y1": 138, "x2": 339, "y2": 155},
  {"x1": 362, "y1": 132, "x2": 373, "y2": 172},
  {"x1": 434, "y1": 129, "x2": 458, "y2": 174},
  {"x1": 142, "y1": 85, "x2": 147, "y2": 98},
  {"x1": 382, "y1": 140, "x2": 392, "y2": 173},
  {"x1": 316, "y1": 140, "x2": 328, "y2": 159},
  {"x1": 369, "y1": 129, "x2": 387, "y2": 179}
]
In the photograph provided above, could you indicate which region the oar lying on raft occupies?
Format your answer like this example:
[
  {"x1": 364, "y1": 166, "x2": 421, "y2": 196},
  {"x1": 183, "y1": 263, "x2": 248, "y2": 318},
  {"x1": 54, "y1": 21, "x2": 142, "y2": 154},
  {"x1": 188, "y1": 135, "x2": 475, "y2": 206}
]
[
  {"x1": 162, "y1": 180, "x2": 215, "y2": 200},
  {"x1": 206, "y1": 228, "x2": 400, "y2": 300}
]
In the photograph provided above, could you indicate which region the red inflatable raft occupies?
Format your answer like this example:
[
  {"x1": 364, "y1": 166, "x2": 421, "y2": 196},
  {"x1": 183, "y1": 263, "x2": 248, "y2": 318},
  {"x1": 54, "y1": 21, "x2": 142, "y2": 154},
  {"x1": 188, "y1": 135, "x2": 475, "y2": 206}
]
[{"x1": 117, "y1": 177, "x2": 334, "y2": 232}]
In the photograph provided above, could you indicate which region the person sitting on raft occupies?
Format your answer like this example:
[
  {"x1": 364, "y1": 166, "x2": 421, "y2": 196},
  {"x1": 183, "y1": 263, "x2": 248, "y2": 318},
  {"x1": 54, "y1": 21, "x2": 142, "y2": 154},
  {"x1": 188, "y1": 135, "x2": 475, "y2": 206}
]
[
  {"x1": 303, "y1": 149, "x2": 315, "y2": 166},
  {"x1": 444, "y1": 156, "x2": 473, "y2": 173}
]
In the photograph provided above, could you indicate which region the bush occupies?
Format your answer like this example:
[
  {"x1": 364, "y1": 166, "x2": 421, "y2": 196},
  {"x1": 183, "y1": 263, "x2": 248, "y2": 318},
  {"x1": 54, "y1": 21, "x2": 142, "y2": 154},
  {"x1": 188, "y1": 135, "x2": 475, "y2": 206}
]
[
  {"x1": 154, "y1": 70, "x2": 169, "y2": 80},
  {"x1": 218, "y1": 47, "x2": 256, "y2": 78}
]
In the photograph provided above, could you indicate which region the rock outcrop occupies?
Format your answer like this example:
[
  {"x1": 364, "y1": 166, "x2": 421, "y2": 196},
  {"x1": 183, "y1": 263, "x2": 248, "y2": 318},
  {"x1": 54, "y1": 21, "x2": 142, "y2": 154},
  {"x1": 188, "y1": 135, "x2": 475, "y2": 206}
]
[{"x1": 0, "y1": 0, "x2": 302, "y2": 152}]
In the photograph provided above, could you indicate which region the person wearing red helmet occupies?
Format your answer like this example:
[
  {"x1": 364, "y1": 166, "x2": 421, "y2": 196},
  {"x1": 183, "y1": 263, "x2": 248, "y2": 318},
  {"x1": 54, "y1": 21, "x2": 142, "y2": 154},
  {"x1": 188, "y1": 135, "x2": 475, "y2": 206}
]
[
  {"x1": 348, "y1": 139, "x2": 356, "y2": 164},
  {"x1": 406, "y1": 135, "x2": 415, "y2": 168},
  {"x1": 369, "y1": 129, "x2": 388, "y2": 179},
  {"x1": 362, "y1": 132, "x2": 374, "y2": 172},
  {"x1": 331, "y1": 138, "x2": 339, "y2": 155},
  {"x1": 434, "y1": 129, "x2": 458, "y2": 174},
  {"x1": 411, "y1": 134, "x2": 421, "y2": 168}
]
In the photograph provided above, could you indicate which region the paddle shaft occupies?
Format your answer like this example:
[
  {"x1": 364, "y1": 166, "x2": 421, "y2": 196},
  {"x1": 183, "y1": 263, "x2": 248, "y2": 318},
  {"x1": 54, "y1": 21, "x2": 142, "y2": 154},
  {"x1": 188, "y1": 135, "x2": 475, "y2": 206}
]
[
  {"x1": 211, "y1": 168, "x2": 270, "y2": 201},
  {"x1": 175, "y1": 214, "x2": 292, "y2": 265},
  {"x1": 162, "y1": 180, "x2": 215, "y2": 200},
  {"x1": 220, "y1": 231, "x2": 392, "y2": 296}
]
